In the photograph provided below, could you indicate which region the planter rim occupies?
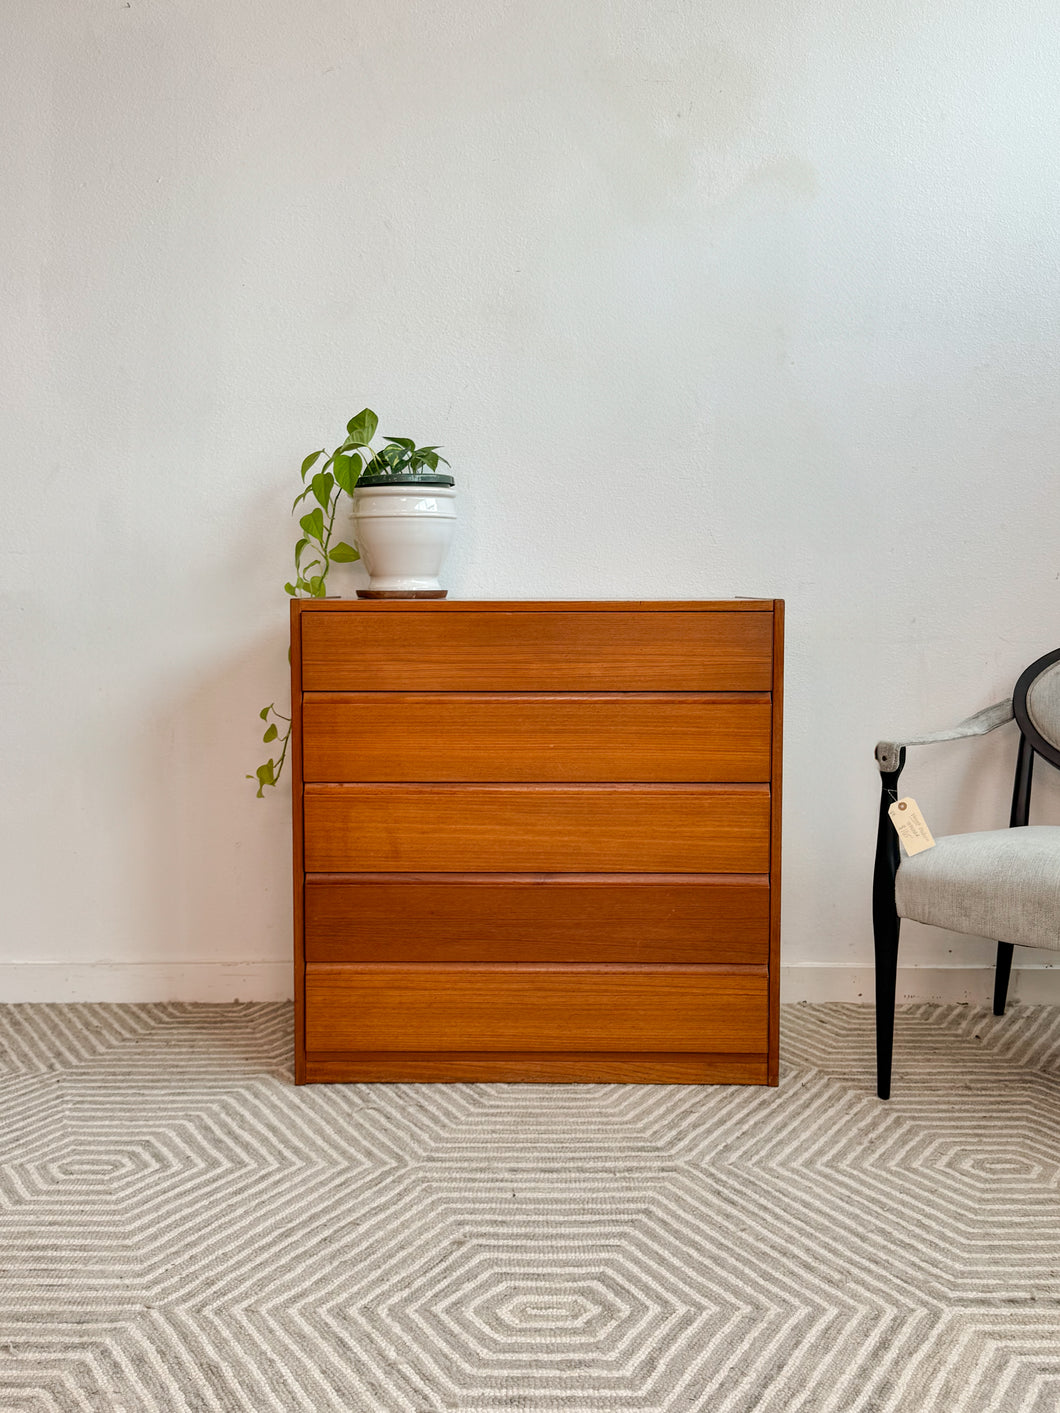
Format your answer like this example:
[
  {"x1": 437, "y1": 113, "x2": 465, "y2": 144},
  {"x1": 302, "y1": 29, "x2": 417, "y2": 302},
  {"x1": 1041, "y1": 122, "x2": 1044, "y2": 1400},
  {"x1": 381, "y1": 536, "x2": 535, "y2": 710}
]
[{"x1": 356, "y1": 473, "x2": 455, "y2": 488}]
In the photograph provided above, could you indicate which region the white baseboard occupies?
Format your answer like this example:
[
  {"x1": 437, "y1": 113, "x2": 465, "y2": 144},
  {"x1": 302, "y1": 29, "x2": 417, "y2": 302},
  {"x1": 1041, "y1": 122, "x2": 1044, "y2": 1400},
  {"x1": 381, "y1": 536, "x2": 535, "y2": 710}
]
[
  {"x1": 0, "y1": 962, "x2": 293, "y2": 1003},
  {"x1": 1, "y1": 962, "x2": 1057, "y2": 1008},
  {"x1": 781, "y1": 964, "x2": 1060, "y2": 1005}
]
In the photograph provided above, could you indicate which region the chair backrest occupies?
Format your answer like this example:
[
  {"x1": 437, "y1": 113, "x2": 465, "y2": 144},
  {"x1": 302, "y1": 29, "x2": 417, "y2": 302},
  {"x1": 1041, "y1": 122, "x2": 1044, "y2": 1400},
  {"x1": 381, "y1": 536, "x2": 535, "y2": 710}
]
[{"x1": 1013, "y1": 648, "x2": 1060, "y2": 769}]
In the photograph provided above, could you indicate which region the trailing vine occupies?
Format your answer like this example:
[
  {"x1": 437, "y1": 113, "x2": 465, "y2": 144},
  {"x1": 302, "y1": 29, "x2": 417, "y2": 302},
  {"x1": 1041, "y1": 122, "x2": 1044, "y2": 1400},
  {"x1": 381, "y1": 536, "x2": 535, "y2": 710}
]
[{"x1": 249, "y1": 407, "x2": 449, "y2": 797}]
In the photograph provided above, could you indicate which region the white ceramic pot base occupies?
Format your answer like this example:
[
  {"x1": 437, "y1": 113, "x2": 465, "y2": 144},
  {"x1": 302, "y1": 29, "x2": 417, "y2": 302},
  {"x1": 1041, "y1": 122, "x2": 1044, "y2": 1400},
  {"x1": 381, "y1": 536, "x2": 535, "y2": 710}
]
[{"x1": 351, "y1": 483, "x2": 456, "y2": 596}]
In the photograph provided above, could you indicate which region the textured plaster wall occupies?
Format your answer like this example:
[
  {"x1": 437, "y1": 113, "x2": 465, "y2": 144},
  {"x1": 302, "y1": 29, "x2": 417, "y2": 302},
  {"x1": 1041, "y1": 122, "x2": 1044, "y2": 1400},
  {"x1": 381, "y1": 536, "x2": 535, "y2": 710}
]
[{"x1": 1, "y1": 0, "x2": 1058, "y2": 999}]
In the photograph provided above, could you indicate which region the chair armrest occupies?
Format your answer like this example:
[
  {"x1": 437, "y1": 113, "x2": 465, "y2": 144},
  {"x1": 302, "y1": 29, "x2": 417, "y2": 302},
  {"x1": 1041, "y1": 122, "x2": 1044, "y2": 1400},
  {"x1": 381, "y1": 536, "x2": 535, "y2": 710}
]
[{"x1": 874, "y1": 699, "x2": 1013, "y2": 774}]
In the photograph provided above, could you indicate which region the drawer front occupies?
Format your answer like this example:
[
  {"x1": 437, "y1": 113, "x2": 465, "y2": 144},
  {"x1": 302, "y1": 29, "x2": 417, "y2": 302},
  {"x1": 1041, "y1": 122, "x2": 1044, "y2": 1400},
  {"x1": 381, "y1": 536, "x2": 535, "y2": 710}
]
[
  {"x1": 302, "y1": 693, "x2": 772, "y2": 782},
  {"x1": 301, "y1": 610, "x2": 773, "y2": 691},
  {"x1": 304, "y1": 875, "x2": 770, "y2": 964},
  {"x1": 303, "y1": 784, "x2": 771, "y2": 873},
  {"x1": 305, "y1": 964, "x2": 768, "y2": 1053}
]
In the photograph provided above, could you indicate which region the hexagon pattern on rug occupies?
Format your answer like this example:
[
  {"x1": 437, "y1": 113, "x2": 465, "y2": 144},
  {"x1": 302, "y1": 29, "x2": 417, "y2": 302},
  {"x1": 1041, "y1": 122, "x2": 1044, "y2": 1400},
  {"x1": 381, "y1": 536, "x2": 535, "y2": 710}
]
[{"x1": 0, "y1": 1001, "x2": 1059, "y2": 1411}]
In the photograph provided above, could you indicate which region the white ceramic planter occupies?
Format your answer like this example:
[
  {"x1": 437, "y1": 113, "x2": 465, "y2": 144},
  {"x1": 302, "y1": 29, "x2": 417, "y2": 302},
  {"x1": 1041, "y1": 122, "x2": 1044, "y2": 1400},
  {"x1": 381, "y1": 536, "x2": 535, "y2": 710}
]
[{"x1": 351, "y1": 479, "x2": 457, "y2": 596}]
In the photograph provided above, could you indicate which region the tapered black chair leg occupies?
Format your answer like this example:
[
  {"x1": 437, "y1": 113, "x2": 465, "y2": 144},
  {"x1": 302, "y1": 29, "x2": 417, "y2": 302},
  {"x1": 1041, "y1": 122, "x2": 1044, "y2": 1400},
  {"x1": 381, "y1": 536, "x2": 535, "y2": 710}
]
[
  {"x1": 993, "y1": 942, "x2": 1014, "y2": 1016},
  {"x1": 872, "y1": 757, "x2": 905, "y2": 1100},
  {"x1": 873, "y1": 911, "x2": 900, "y2": 1100}
]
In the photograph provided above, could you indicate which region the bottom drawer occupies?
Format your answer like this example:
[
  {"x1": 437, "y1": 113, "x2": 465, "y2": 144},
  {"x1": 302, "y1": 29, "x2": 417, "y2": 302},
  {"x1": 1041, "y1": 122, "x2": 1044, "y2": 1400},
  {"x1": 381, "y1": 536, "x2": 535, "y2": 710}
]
[{"x1": 305, "y1": 963, "x2": 767, "y2": 1055}]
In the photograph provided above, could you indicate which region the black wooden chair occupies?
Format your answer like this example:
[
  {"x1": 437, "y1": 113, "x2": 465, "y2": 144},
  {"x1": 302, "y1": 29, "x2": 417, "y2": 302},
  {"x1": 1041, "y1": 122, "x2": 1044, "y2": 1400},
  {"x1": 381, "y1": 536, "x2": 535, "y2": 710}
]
[{"x1": 872, "y1": 648, "x2": 1060, "y2": 1099}]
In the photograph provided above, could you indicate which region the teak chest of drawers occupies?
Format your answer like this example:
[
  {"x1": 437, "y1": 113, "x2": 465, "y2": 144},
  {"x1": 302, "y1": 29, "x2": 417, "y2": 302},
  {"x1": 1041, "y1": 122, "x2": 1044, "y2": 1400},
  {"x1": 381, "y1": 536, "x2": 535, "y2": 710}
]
[{"x1": 291, "y1": 599, "x2": 783, "y2": 1085}]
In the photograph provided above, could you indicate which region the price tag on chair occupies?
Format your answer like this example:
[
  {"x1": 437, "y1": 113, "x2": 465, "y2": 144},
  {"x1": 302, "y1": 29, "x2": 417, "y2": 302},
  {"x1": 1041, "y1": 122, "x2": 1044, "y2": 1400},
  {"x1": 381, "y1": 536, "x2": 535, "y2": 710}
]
[{"x1": 888, "y1": 797, "x2": 936, "y2": 856}]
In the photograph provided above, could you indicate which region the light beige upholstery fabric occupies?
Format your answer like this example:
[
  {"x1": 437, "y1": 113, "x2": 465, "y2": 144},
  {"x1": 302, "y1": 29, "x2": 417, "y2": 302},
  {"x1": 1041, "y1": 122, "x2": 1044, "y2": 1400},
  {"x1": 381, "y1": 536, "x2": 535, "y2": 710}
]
[
  {"x1": 875, "y1": 699, "x2": 1013, "y2": 774},
  {"x1": 1027, "y1": 661, "x2": 1060, "y2": 750},
  {"x1": 896, "y1": 824, "x2": 1060, "y2": 951}
]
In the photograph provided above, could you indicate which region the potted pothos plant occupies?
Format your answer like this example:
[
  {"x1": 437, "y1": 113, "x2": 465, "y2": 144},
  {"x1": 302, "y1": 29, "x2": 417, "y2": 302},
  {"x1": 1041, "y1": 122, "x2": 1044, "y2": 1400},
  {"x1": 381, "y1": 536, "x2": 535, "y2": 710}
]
[{"x1": 249, "y1": 407, "x2": 455, "y2": 797}]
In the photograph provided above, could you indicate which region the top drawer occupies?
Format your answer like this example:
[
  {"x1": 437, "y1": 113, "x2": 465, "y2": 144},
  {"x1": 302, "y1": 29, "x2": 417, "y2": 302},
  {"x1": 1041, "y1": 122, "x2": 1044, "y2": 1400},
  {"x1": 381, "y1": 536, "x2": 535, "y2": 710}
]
[{"x1": 300, "y1": 606, "x2": 775, "y2": 692}]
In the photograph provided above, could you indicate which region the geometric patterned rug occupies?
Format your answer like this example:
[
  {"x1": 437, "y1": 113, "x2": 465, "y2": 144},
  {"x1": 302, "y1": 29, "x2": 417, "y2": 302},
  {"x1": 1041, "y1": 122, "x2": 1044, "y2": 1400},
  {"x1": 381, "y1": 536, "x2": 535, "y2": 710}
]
[{"x1": 1, "y1": 1002, "x2": 1059, "y2": 1412}]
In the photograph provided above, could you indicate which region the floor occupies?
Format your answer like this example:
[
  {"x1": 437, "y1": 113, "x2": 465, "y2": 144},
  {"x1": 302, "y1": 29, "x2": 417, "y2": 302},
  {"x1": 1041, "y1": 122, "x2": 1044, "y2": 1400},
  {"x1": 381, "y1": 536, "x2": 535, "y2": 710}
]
[{"x1": 1, "y1": 1002, "x2": 1058, "y2": 1412}]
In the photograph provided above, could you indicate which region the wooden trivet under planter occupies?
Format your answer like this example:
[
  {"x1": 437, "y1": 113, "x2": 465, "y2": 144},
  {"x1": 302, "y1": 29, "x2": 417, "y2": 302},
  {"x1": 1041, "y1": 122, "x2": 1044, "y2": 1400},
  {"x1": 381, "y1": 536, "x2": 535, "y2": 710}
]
[{"x1": 356, "y1": 589, "x2": 448, "y2": 599}]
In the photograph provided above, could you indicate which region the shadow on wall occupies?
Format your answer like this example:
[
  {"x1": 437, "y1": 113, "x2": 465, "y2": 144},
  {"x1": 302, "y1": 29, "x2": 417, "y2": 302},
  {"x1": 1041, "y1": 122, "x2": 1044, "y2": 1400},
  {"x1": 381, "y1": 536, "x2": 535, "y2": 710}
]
[{"x1": 124, "y1": 626, "x2": 295, "y2": 996}]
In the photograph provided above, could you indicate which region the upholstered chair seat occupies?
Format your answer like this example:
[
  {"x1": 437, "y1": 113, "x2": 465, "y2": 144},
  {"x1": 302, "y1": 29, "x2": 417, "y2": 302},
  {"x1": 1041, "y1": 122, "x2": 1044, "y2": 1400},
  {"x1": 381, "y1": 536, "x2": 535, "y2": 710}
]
[
  {"x1": 872, "y1": 647, "x2": 1060, "y2": 1099},
  {"x1": 896, "y1": 825, "x2": 1060, "y2": 953}
]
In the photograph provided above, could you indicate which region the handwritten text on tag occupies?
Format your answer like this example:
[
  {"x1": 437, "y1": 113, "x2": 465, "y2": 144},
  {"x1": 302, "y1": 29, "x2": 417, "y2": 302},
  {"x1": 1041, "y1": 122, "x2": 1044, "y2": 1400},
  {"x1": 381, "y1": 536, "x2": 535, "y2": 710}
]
[{"x1": 888, "y1": 797, "x2": 936, "y2": 856}]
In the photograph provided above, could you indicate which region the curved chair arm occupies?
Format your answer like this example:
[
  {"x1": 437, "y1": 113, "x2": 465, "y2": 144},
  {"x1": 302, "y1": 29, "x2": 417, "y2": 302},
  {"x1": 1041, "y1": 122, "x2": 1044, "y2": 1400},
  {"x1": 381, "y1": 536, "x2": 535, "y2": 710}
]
[{"x1": 874, "y1": 699, "x2": 1013, "y2": 774}]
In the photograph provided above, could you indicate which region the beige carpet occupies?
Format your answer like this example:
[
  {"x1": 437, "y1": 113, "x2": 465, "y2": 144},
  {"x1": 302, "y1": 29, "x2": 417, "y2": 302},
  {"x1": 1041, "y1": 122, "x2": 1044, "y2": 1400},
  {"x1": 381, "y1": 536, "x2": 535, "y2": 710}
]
[{"x1": 1, "y1": 1001, "x2": 1059, "y2": 1411}]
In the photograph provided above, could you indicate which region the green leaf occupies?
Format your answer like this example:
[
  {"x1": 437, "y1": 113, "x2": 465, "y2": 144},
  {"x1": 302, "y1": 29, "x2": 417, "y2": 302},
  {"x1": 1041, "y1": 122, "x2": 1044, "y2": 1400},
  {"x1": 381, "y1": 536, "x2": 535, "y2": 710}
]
[
  {"x1": 293, "y1": 537, "x2": 309, "y2": 564},
  {"x1": 259, "y1": 704, "x2": 272, "y2": 721},
  {"x1": 299, "y1": 507, "x2": 324, "y2": 541},
  {"x1": 416, "y1": 450, "x2": 439, "y2": 471},
  {"x1": 300, "y1": 449, "x2": 324, "y2": 480},
  {"x1": 253, "y1": 759, "x2": 276, "y2": 798},
  {"x1": 284, "y1": 582, "x2": 297, "y2": 596},
  {"x1": 346, "y1": 408, "x2": 378, "y2": 445},
  {"x1": 291, "y1": 485, "x2": 314, "y2": 512},
  {"x1": 308, "y1": 574, "x2": 326, "y2": 597},
  {"x1": 329, "y1": 541, "x2": 359, "y2": 563},
  {"x1": 263, "y1": 723, "x2": 278, "y2": 743},
  {"x1": 331, "y1": 453, "x2": 362, "y2": 496},
  {"x1": 384, "y1": 436, "x2": 415, "y2": 451},
  {"x1": 311, "y1": 471, "x2": 334, "y2": 511}
]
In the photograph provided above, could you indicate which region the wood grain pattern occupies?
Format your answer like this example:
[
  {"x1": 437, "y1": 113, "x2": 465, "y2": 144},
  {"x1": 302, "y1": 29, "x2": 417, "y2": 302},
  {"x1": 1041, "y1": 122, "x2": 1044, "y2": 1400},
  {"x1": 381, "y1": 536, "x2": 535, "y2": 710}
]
[
  {"x1": 304, "y1": 1052, "x2": 769, "y2": 1084},
  {"x1": 305, "y1": 964, "x2": 768, "y2": 1053},
  {"x1": 289, "y1": 600, "x2": 306, "y2": 1084},
  {"x1": 300, "y1": 609, "x2": 773, "y2": 691},
  {"x1": 768, "y1": 599, "x2": 784, "y2": 1086},
  {"x1": 304, "y1": 874, "x2": 770, "y2": 964},
  {"x1": 302, "y1": 693, "x2": 772, "y2": 782},
  {"x1": 295, "y1": 599, "x2": 776, "y2": 613},
  {"x1": 303, "y1": 783, "x2": 771, "y2": 873},
  {"x1": 292, "y1": 598, "x2": 782, "y2": 1086}
]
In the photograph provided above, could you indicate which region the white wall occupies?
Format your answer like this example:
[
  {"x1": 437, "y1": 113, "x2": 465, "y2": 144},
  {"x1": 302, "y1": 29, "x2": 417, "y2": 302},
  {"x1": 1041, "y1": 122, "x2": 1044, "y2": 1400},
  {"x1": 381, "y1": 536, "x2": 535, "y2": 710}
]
[{"x1": 2, "y1": 0, "x2": 1058, "y2": 1002}]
